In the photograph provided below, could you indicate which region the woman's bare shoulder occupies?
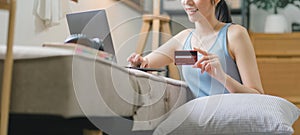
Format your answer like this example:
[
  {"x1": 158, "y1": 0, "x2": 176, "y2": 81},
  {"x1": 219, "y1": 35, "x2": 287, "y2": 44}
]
[
  {"x1": 166, "y1": 29, "x2": 193, "y2": 50},
  {"x1": 173, "y1": 29, "x2": 194, "y2": 41},
  {"x1": 227, "y1": 24, "x2": 253, "y2": 57},
  {"x1": 175, "y1": 28, "x2": 193, "y2": 36},
  {"x1": 227, "y1": 24, "x2": 249, "y2": 39}
]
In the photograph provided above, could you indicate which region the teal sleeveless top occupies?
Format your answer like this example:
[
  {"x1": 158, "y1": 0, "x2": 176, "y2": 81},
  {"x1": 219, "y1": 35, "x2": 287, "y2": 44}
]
[{"x1": 182, "y1": 23, "x2": 242, "y2": 98}]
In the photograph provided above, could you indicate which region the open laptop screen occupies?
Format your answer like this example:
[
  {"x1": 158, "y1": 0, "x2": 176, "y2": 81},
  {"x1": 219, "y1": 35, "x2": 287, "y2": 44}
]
[{"x1": 66, "y1": 9, "x2": 116, "y2": 58}]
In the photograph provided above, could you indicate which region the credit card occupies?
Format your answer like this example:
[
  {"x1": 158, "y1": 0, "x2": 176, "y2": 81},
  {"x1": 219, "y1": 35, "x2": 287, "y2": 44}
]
[{"x1": 174, "y1": 50, "x2": 198, "y2": 65}]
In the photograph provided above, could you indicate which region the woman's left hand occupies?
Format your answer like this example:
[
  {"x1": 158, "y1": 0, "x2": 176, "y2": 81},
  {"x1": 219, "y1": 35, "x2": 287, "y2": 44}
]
[{"x1": 192, "y1": 47, "x2": 227, "y2": 82}]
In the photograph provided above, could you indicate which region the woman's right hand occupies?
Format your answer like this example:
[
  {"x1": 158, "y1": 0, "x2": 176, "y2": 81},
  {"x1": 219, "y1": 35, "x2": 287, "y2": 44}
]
[{"x1": 127, "y1": 53, "x2": 149, "y2": 68}]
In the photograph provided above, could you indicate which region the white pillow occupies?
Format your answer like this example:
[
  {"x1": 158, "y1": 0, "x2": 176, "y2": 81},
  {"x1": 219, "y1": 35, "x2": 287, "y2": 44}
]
[{"x1": 153, "y1": 94, "x2": 300, "y2": 135}]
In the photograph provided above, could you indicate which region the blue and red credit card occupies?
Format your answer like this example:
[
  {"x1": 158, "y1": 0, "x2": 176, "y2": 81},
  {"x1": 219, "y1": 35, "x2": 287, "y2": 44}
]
[{"x1": 174, "y1": 50, "x2": 198, "y2": 65}]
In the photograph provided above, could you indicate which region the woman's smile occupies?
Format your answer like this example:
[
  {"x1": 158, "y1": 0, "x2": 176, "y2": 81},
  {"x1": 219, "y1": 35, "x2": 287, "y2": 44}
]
[{"x1": 185, "y1": 7, "x2": 199, "y2": 15}]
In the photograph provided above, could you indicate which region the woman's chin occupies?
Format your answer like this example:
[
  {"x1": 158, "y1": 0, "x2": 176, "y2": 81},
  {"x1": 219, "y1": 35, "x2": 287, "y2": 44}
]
[
  {"x1": 189, "y1": 17, "x2": 199, "y2": 23},
  {"x1": 188, "y1": 17, "x2": 198, "y2": 23},
  {"x1": 188, "y1": 14, "x2": 204, "y2": 23}
]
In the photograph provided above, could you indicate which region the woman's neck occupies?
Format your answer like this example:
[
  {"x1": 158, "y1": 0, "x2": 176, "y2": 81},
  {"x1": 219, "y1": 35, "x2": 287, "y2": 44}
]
[
  {"x1": 191, "y1": 17, "x2": 222, "y2": 50},
  {"x1": 194, "y1": 17, "x2": 220, "y2": 37}
]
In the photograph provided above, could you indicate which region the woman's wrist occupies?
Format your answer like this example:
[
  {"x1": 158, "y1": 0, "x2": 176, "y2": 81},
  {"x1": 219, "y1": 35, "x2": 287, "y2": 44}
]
[
  {"x1": 213, "y1": 71, "x2": 227, "y2": 85},
  {"x1": 141, "y1": 57, "x2": 149, "y2": 68},
  {"x1": 216, "y1": 73, "x2": 229, "y2": 87}
]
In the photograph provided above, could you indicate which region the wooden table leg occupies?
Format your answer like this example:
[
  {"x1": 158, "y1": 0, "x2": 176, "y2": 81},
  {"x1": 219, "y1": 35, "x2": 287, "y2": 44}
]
[{"x1": 1, "y1": 1, "x2": 16, "y2": 135}]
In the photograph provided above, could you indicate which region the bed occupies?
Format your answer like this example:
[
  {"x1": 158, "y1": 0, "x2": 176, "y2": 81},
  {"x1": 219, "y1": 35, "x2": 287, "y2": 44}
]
[{"x1": 0, "y1": 44, "x2": 299, "y2": 135}]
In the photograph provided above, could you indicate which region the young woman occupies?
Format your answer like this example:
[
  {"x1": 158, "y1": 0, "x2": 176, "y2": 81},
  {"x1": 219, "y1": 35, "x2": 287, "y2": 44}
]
[{"x1": 128, "y1": 0, "x2": 263, "y2": 97}]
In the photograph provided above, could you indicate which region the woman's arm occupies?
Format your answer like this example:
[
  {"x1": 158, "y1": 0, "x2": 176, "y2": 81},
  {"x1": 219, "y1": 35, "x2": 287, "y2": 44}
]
[
  {"x1": 128, "y1": 29, "x2": 191, "y2": 68},
  {"x1": 226, "y1": 25, "x2": 264, "y2": 94}
]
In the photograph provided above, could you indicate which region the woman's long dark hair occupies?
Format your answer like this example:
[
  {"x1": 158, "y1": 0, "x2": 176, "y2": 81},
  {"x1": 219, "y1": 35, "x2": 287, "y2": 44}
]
[{"x1": 214, "y1": 0, "x2": 232, "y2": 23}]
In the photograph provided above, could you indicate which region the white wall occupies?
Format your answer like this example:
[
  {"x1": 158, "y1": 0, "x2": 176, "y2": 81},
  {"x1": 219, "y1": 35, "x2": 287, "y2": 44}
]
[{"x1": 0, "y1": 0, "x2": 143, "y2": 65}]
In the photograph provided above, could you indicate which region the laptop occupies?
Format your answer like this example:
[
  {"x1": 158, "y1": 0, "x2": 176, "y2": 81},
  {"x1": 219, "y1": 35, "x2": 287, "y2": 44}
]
[
  {"x1": 66, "y1": 9, "x2": 116, "y2": 61},
  {"x1": 66, "y1": 9, "x2": 165, "y2": 72}
]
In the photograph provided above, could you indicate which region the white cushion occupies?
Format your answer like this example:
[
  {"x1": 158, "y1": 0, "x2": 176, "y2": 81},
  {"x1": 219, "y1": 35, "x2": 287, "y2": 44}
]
[{"x1": 153, "y1": 94, "x2": 300, "y2": 135}]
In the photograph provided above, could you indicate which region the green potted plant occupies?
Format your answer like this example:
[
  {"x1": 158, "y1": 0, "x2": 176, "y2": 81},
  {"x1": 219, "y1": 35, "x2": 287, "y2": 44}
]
[
  {"x1": 250, "y1": 0, "x2": 300, "y2": 14},
  {"x1": 250, "y1": 0, "x2": 300, "y2": 33}
]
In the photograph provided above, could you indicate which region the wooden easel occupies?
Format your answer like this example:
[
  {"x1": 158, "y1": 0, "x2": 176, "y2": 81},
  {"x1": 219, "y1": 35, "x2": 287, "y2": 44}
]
[
  {"x1": 136, "y1": 0, "x2": 180, "y2": 80},
  {"x1": 0, "y1": 0, "x2": 16, "y2": 135}
]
